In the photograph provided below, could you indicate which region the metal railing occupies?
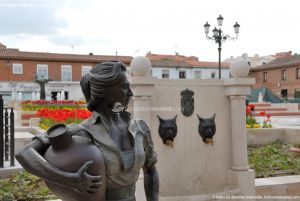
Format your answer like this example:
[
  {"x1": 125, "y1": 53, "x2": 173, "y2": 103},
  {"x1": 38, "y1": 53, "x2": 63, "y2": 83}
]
[{"x1": 0, "y1": 95, "x2": 15, "y2": 168}]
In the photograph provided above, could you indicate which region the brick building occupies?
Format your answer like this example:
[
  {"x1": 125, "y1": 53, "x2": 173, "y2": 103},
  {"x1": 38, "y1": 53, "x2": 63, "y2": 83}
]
[
  {"x1": 250, "y1": 53, "x2": 300, "y2": 99},
  {"x1": 0, "y1": 43, "x2": 132, "y2": 102}
]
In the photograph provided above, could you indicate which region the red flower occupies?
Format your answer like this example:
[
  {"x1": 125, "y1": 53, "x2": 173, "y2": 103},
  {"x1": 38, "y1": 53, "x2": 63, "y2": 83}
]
[
  {"x1": 260, "y1": 111, "x2": 266, "y2": 116},
  {"x1": 246, "y1": 107, "x2": 252, "y2": 114},
  {"x1": 248, "y1": 104, "x2": 255, "y2": 110},
  {"x1": 36, "y1": 108, "x2": 92, "y2": 123}
]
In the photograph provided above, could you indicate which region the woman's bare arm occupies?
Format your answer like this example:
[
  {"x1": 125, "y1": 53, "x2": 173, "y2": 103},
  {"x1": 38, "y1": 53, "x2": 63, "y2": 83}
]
[
  {"x1": 15, "y1": 139, "x2": 102, "y2": 193},
  {"x1": 143, "y1": 165, "x2": 159, "y2": 201}
]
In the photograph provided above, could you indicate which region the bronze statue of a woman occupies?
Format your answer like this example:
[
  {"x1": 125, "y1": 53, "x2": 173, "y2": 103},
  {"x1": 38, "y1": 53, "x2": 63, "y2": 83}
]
[{"x1": 16, "y1": 61, "x2": 159, "y2": 201}]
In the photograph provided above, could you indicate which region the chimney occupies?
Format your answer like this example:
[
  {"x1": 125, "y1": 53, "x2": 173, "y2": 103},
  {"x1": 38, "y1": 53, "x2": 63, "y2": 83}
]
[
  {"x1": 242, "y1": 53, "x2": 248, "y2": 59},
  {"x1": 0, "y1": 43, "x2": 6, "y2": 50}
]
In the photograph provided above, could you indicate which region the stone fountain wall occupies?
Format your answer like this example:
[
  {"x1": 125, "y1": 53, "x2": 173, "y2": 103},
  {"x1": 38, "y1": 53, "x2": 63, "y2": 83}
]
[{"x1": 130, "y1": 57, "x2": 256, "y2": 201}]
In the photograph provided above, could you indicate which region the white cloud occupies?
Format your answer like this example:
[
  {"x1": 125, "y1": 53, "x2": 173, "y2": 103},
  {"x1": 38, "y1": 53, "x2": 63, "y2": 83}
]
[{"x1": 1, "y1": 0, "x2": 300, "y2": 60}]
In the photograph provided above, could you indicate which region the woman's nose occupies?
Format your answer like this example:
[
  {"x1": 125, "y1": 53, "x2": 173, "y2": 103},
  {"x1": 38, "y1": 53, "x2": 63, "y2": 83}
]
[{"x1": 127, "y1": 88, "x2": 133, "y2": 97}]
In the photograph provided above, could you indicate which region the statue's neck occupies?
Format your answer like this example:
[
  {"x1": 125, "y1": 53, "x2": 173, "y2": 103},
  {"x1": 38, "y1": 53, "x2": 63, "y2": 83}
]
[{"x1": 95, "y1": 103, "x2": 122, "y2": 124}]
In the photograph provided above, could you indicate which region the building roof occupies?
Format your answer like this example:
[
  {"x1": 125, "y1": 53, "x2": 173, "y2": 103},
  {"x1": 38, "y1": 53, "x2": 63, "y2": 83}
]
[
  {"x1": 151, "y1": 59, "x2": 193, "y2": 67},
  {"x1": 251, "y1": 54, "x2": 300, "y2": 71},
  {"x1": 146, "y1": 53, "x2": 230, "y2": 68},
  {"x1": 0, "y1": 44, "x2": 133, "y2": 64},
  {"x1": 272, "y1": 51, "x2": 293, "y2": 58}
]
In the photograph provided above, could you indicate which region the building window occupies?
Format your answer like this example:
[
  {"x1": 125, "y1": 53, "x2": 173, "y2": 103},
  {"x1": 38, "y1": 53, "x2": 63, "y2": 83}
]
[
  {"x1": 12, "y1": 63, "x2": 23, "y2": 74},
  {"x1": 82, "y1": 66, "x2": 92, "y2": 76},
  {"x1": 295, "y1": 89, "x2": 300, "y2": 98},
  {"x1": 281, "y1": 89, "x2": 288, "y2": 98},
  {"x1": 211, "y1": 72, "x2": 216, "y2": 79},
  {"x1": 281, "y1": 70, "x2": 287, "y2": 81},
  {"x1": 194, "y1": 71, "x2": 201, "y2": 79},
  {"x1": 61, "y1": 65, "x2": 72, "y2": 81},
  {"x1": 36, "y1": 64, "x2": 48, "y2": 79},
  {"x1": 263, "y1": 72, "x2": 267, "y2": 82},
  {"x1": 162, "y1": 70, "x2": 169, "y2": 78},
  {"x1": 296, "y1": 68, "x2": 300, "y2": 79},
  {"x1": 179, "y1": 70, "x2": 186, "y2": 79}
]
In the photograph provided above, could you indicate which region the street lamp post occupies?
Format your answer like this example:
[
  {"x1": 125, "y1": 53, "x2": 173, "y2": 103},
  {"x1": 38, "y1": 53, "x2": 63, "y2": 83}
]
[{"x1": 204, "y1": 15, "x2": 240, "y2": 79}]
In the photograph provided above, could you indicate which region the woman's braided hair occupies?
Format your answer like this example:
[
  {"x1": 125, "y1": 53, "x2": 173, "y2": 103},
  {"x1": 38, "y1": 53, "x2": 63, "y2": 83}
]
[{"x1": 80, "y1": 61, "x2": 127, "y2": 111}]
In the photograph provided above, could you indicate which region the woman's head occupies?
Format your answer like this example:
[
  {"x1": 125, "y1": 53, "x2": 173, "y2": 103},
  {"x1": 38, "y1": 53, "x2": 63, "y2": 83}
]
[{"x1": 80, "y1": 61, "x2": 133, "y2": 111}]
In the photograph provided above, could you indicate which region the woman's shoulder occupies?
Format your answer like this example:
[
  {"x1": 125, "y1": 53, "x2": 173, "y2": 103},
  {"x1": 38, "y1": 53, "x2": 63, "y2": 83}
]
[
  {"x1": 134, "y1": 119, "x2": 150, "y2": 131},
  {"x1": 130, "y1": 119, "x2": 151, "y2": 139},
  {"x1": 67, "y1": 124, "x2": 97, "y2": 139}
]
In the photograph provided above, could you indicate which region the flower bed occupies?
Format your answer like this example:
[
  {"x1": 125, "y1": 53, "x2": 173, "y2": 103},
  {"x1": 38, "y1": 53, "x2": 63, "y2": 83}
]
[
  {"x1": 20, "y1": 100, "x2": 89, "y2": 128},
  {"x1": 21, "y1": 100, "x2": 86, "y2": 111},
  {"x1": 246, "y1": 104, "x2": 272, "y2": 128},
  {"x1": 36, "y1": 108, "x2": 92, "y2": 129}
]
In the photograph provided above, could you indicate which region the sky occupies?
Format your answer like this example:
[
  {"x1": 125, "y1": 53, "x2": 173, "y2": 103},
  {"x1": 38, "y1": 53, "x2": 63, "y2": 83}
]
[{"x1": 0, "y1": 0, "x2": 299, "y2": 61}]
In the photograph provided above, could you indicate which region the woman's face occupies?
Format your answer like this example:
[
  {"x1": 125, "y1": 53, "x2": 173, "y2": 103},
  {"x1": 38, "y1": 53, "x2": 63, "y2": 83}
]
[{"x1": 105, "y1": 71, "x2": 133, "y2": 107}]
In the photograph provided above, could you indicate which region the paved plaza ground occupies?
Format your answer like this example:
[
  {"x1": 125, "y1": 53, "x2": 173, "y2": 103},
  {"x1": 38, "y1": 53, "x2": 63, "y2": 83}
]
[{"x1": 256, "y1": 116, "x2": 300, "y2": 128}]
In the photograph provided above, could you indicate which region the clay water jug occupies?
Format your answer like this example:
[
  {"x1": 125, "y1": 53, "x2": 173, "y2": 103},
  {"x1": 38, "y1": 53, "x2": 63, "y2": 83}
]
[{"x1": 44, "y1": 123, "x2": 106, "y2": 201}]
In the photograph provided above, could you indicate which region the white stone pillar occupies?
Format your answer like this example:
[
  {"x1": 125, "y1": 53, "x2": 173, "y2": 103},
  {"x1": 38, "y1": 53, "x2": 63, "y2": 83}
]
[
  {"x1": 129, "y1": 56, "x2": 156, "y2": 124},
  {"x1": 130, "y1": 76, "x2": 156, "y2": 125},
  {"x1": 229, "y1": 95, "x2": 249, "y2": 170},
  {"x1": 129, "y1": 56, "x2": 157, "y2": 201},
  {"x1": 132, "y1": 96, "x2": 151, "y2": 124},
  {"x1": 225, "y1": 78, "x2": 256, "y2": 197},
  {"x1": 225, "y1": 78, "x2": 255, "y2": 170}
]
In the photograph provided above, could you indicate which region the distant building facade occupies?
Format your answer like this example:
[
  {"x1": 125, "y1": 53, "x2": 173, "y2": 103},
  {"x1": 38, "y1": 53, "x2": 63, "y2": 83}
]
[
  {"x1": 0, "y1": 42, "x2": 233, "y2": 104},
  {"x1": 146, "y1": 53, "x2": 230, "y2": 79},
  {"x1": 249, "y1": 53, "x2": 300, "y2": 99},
  {"x1": 224, "y1": 52, "x2": 292, "y2": 68},
  {"x1": 0, "y1": 43, "x2": 132, "y2": 103}
]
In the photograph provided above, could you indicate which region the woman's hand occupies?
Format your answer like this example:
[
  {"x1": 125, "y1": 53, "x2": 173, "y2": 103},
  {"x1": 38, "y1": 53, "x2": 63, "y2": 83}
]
[{"x1": 72, "y1": 161, "x2": 103, "y2": 194}]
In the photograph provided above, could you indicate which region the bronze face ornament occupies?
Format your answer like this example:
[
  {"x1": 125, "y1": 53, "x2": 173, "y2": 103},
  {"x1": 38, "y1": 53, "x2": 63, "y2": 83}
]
[
  {"x1": 197, "y1": 114, "x2": 216, "y2": 145},
  {"x1": 157, "y1": 115, "x2": 177, "y2": 148}
]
